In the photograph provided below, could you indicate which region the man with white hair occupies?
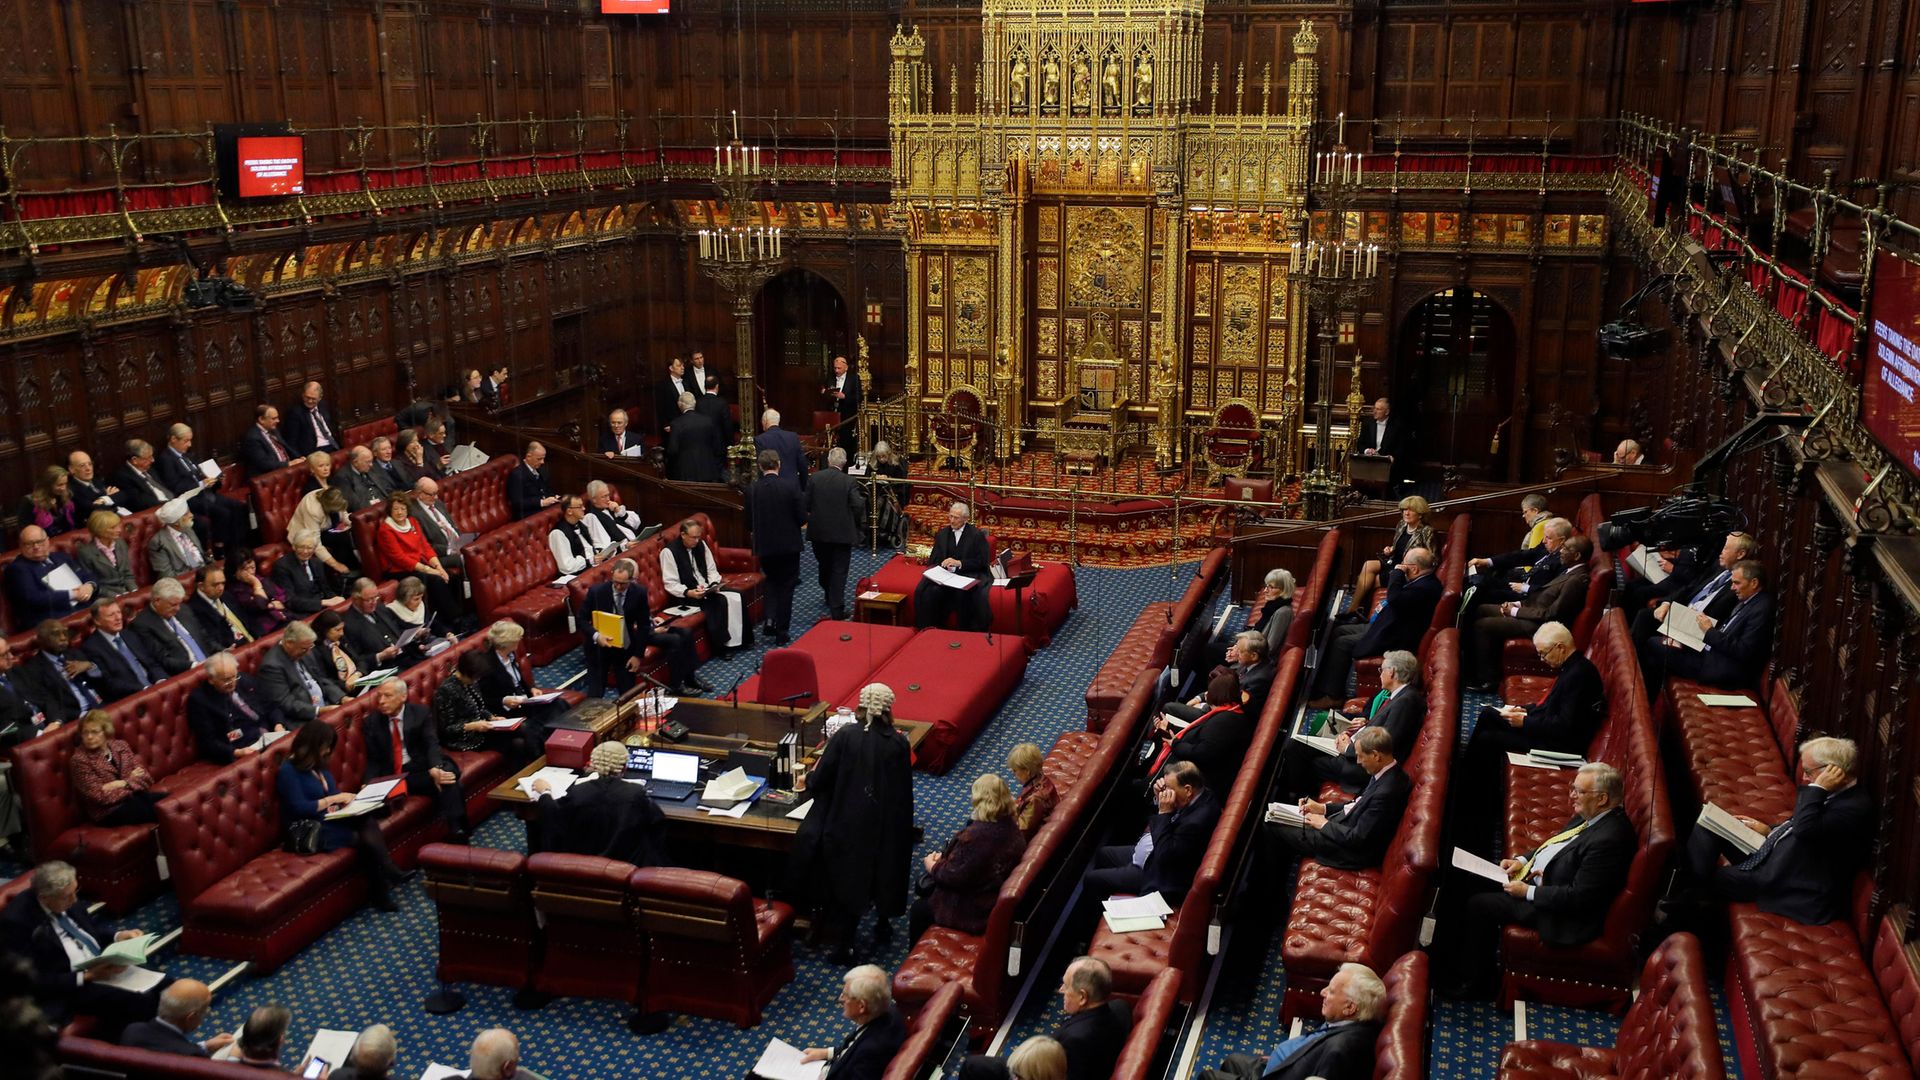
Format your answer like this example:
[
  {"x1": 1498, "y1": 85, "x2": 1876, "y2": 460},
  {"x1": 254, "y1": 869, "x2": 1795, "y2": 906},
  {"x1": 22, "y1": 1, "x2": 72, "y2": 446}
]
[
  {"x1": 333, "y1": 445, "x2": 384, "y2": 511},
  {"x1": 152, "y1": 423, "x2": 248, "y2": 556},
  {"x1": 1455, "y1": 621, "x2": 1604, "y2": 836},
  {"x1": 361, "y1": 676, "x2": 468, "y2": 841},
  {"x1": 128, "y1": 577, "x2": 215, "y2": 676},
  {"x1": 797, "y1": 965, "x2": 908, "y2": 1080},
  {"x1": 1286, "y1": 649, "x2": 1424, "y2": 797},
  {"x1": 755, "y1": 407, "x2": 809, "y2": 488},
  {"x1": 327, "y1": 1023, "x2": 396, "y2": 1080},
  {"x1": 469, "y1": 1028, "x2": 548, "y2": 1080},
  {"x1": 1197, "y1": 962, "x2": 1386, "y2": 1080},
  {"x1": 255, "y1": 620, "x2": 345, "y2": 722},
  {"x1": 665, "y1": 392, "x2": 726, "y2": 483},
  {"x1": 122, "y1": 978, "x2": 232, "y2": 1057},
  {"x1": 913, "y1": 502, "x2": 992, "y2": 632},
  {"x1": 585, "y1": 479, "x2": 646, "y2": 545},
  {"x1": 1612, "y1": 438, "x2": 1645, "y2": 466},
  {"x1": 660, "y1": 517, "x2": 745, "y2": 651},
  {"x1": 600, "y1": 408, "x2": 636, "y2": 458},
  {"x1": 0, "y1": 860, "x2": 162, "y2": 1033},
  {"x1": 807, "y1": 447, "x2": 868, "y2": 621},
  {"x1": 824, "y1": 354, "x2": 862, "y2": 455}
]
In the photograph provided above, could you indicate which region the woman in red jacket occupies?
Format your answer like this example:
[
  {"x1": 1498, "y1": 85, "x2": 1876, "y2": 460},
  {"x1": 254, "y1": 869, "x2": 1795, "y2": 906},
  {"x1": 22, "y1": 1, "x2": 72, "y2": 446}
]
[
  {"x1": 68, "y1": 711, "x2": 165, "y2": 825},
  {"x1": 373, "y1": 492, "x2": 469, "y2": 631}
]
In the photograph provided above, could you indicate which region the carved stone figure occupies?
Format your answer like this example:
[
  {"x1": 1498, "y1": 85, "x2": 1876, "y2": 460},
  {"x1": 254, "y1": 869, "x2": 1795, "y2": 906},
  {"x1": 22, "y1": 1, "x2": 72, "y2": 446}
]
[
  {"x1": 1009, "y1": 54, "x2": 1029, "y2": 111},
  {"x1": 1040, "y1": 54, "x2": 1061, "y2": 107},
  {"x1": 1134, "y1": 52, "x2": 1154, "y2": 108},
  {"x1": 1100, "y1": 54, "x2": 1123, "y2": 111},
  {"x1": 1070, "y1": 53, "x2": 1091, "y2": 109}
]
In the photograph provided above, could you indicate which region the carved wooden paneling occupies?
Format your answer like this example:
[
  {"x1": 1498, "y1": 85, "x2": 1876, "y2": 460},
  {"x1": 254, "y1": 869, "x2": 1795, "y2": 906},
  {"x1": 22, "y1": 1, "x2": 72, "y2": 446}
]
[{"x1": 1379, "y1": 22, "x2": 1443, "y2": 134}]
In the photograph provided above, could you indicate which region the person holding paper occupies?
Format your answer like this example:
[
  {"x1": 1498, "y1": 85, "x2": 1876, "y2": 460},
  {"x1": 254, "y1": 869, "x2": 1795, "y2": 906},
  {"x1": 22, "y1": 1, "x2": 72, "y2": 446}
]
[
  {"x1": 339, "y1": 578, "x2": 423, "y2": 672},
  {"x1": 277, "y1": 718, "x2": 409, "y2": 910},
  {"x1": 479, "y1": 621, "x2": 569, "y2": 730},
  {"x1": 600, "y1": 408, "x2": 637, "y2": 458},
  {"x1": 231, "y1": 1005, "x2": 291, "y2": 1070},
  {"x1": 153, "y1": 425, "x2": 248, "y2": 557},
  {"x1": 790, "y1": 965, "x2": 906, "y2": 1080},
  {"x1": 108, "y1": 438, "x2": 185, "y2": 515},
  {"x1": 1455, "y1": 622, "x2": 1604, "y2": 836},
  {"x1": 408, "y1": 477, "x2": 471, "y2": 575},
  {"x1": 1195, "y1": 963, "x2": 1387, "y2": 1080},
  {"x1": 68, "y1": 712, "x2": 164, "y2": 825},
  {"x1": 808, "y1": 448, "x2": 868, "y2": 623},
  {"x1": 747, "y1": 450, "x2": 808, "y2": 645},
  {"x1": 313, "y1": 610, "x2": 368, "y2": 689},
  {"x1": 0, "y1": 860, "x2": 165, "y2": 1035},
  {"x1": 506, "y1": 441, "x2": 560, "y2": 520},
  {"x1": 1678, "y1": 736, "x2": 1872, "y2": 926},
  {"x1": 332, "y1": 445, "x2": 385, "y2": 512},
  {"x1": 373, "y1": 493, "x2": 470, "y2": 630},
  {"x1": 1466, "y1": 500, "x2": 1556, "y2": 590},
  {"x1": 1628, "y1": 531, "x2": 1755, "y2": 648},
  {"x1": 913, "y1": 502, "x2": 992, "y2": 632},
  {"x1": 77, "y1": 599, "x2": 161, "y2": 704},
  {"x1": 365, "y1": 677, "x2": 470, "y2": 842},
  {"x1": 5, "y1": 525, "x2": 95, "y2": 625},
  {"x1": 581, "y1": 558, "x2": 705, "y2": 696},
  {"x1": 436, "y1": 650, "x2": 541, "y2": 766},
  {"x1": 530, "y1": 740, "x2": 667, "y2": 866},
  {"x1": 1084, "y1": 761, "x2": 1220, "y2": 907},
  {"x1": 1435, "y1": 762, "x2": 1634, "y2": 999},
  {"x1": 1464, "y1": 535, "x2": 1593, "y2": 690},
  {"x1": 958, "y1": 957, "x2": 1131, "y2": 1080},
  {"x1": 1288, "y1": 651, "x2": 1424, "y2": 796},
  {"x1": 1262, "y1": 727, "x2": 1409, "y2": 874},
  {"x1": 121, "y1": 978, "x2": 232, "y2": 1057},
  {"x1": 909, "y1": 774, "x2": 1028, "y2": 941},
  {"x1": 387, "y1": 575, "x2": 462, "y2": 645},
  {"x1": 548, "y1": 495, "x2": 617, "y2": 575},
  {"x1": 1308, "y1": 548, "x2": 1440, "y2": 706},
  {"x1": 186, "y1": 652, "x2": 285, "y2": 765},
  {"x1": 257, "y1": 621, "x2": 347, "y2": 723},
  {"x1": 1638, "y1": 559, "x2": 1774, "y2": 694},
  {"x1": 662, "y1": 517, "x2": 747, "y2": 652},
  {"x1": 66, "y1": 449, "x2": 124, "y2": 516}
]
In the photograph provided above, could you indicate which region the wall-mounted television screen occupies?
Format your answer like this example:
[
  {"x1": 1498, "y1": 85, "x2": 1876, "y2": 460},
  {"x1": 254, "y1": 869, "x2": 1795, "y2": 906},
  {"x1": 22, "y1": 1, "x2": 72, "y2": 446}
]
[
  {"x1": 602, "y1": 0, "x2": 669, "y2": 12},
  {"x1": 1862, "y1": 249, "x2": 1920, "y2": 476},
  {"x1": 215, "y1": 124, "x2": 304, "y2": 199}
]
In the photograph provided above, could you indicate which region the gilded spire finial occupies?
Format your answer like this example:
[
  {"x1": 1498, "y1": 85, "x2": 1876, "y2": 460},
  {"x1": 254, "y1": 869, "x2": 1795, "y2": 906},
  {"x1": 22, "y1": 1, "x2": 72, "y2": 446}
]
[{"x1": 1292, "y1": 19, "x2": 1320, "y2": 57}]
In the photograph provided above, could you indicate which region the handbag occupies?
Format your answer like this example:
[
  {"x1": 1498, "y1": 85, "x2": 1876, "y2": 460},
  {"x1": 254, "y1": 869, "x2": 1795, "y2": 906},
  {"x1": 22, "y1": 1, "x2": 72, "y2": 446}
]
[{"x1": 285, "y1": 818, "x2": 322, "y2": 855}]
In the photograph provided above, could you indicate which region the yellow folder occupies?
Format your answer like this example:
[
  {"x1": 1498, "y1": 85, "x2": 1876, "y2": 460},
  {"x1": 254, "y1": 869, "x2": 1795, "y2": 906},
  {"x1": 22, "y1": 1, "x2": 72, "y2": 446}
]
[{"x1": 593, "y1": 609, "x2": 627, "y2": 649}]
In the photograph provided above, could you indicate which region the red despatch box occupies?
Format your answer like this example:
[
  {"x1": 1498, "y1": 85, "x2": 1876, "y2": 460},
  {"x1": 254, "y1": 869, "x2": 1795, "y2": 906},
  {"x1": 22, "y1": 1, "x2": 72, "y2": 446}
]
[{"x1": 544, "y1": 729, "x2": 595, "y2": 770}]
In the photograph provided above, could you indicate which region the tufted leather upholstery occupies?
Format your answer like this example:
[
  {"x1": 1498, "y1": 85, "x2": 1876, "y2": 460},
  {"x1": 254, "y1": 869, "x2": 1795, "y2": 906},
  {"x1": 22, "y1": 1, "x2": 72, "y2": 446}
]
[
  {"x1": 1094, "y1": 649, "x2": 1310, "y2": 1002},
  {"x1": 857, "y1": 547, "x2": 1077, "y2": 650},
  {"x1": 1500, "y1": 548, "x2": 1616, "y2": 677},
  {"x1": 1282, "y1": 633, "x2": 1455, "y2": 1020},
  {"x1": 1497, "y1": 931, "x2": 1726, "y2": 1080},
  {"x1": 342, "y1": 417, "x2": 399, "y2": 449},
  {"x1": 1667, "y1": 677, "x2": 1797, "y2": 824},
  {"x1": 880, "y1": 981, "x2": 966, "y2": 1080},
  {"x1": 528, "y1": 852, "x2": 646, "y2": 1001},
  {"x1": 1288, "y1": 530, "x2": 1343, "y2": 654},
  {"x1": 1765, "y1": 676, "x2": 1802, "y2": 763},
  {"x1": 571, "y1": 511, "x2": 765, "y2": 667},
  {"x1": 1110, "y1": 968, "x2": 1183, "y2": 1080},
  {"x1": 1085, "y1": 601, "x2": 1175, "y2": 731},
  {"x1": 628, "y1": 866, "x2": 795, "y2": 1027},
  {"x1": 419, "y1": 841, "x2": 536, "y2": 991},
  {"x1": 1573, "y1": 494, "x2": 1605, "y2": 540},
  {"x1": 1500, "y1": 610, "x2": 1673, "y2": 1011},
  {"x1": 1375, "y1": 950, "x2": 1429, "y2": 1080},
  {"x1": 1872, "y1": 913, "x2": 1920, "y2": 1071},
  {"x1": 465, "y1": 506, "x2": 565, "y2": 622},
  {"x1": 59, "y1": 1032, "x2": 284, "y2": 1077},
  {"x1": 1353, "y1": 515, "x2": 1469, "y2": 698},
  {"x1": 440, "y1": 455, "x2": 521, "y2": 539},
  {"x1": 248, "y1": 462, "x2": 312, "y2": 545},
  {"x1": 1041, "y1": 731, "x2": 1104, "y2": 797}
]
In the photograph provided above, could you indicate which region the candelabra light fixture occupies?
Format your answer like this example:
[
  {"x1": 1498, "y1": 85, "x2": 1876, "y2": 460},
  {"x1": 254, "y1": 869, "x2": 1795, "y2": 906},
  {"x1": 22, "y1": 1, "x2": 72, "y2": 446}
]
[{"x1": 696, "y1": 107, "x2": 788, "y2": 462}]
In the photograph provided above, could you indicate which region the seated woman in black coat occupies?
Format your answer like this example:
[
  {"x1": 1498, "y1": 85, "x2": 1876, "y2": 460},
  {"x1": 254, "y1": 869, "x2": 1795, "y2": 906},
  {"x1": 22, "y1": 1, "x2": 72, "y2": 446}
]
[
  {"x1": 433, "y1": 649, "x2": 538, "y2": 765},
  {"x1": 1145, "y1": 671, "x2": 1250, "y2": 793},
  {"x1": 909, "y1": 773, "x2": 1028, "y2": 941},
  {"x1": 274, "y1": 721, "x2": 407, "y2": 912}
]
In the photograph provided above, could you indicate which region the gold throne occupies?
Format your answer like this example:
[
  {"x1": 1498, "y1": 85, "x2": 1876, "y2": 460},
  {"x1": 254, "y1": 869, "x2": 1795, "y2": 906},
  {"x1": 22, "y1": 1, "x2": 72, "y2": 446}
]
[{"x1": 1045, "y1": 326, "x2": 1131, "y2": 470}]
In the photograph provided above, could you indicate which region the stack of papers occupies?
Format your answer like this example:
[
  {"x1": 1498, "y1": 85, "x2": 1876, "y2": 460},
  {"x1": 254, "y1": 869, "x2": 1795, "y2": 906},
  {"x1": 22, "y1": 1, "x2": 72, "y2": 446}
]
[
  {"x1": 42, "y1": 563, "x2": 83, "y2": 593},
  {"x1": 1508, "y1": 749, "x2": 1585, "y2": 770},
  {"x1": 71, "y1": 933, "x2": 155, "y2": 971},
  {"x1": 1626, "y1": 547, "x2": 1670, "y2": 583},
  {"x1": 663, "y1": 605, "x2": 700, "y2": 617},
  {"x1": 1659, "y1": 605, "x2": 1713, "y2": 651},
  {"x1": 516, "y1": 766, "x2": 580, "y2": 800},
  {"x1": 620, "y1": 444, "x2": 647, "y2": 459},
  {"x1": 785, "y1": 799, "x2": 814, "y2": 820},
  {"x1": 244, "y1": 729, "x2": 292, "y2": 754},
  {"x1": 397, "y1": 626, "x2": 429, "y2": 648},
  {"x1": 352, "y1": 667, "x2": 398, "y2": 688},
  {"x1": 752, "y1": 1039, "x2": 824, "y2": 1080},
  {"x1": 1698, "y1": 802, "x2": 1769, "y2": 856},
  {"x1": 1265, "y1": 802, "x2": 1308, "y2": 827},
  {"x1": 1102, "y1": 892, "x2": 1172, "y2": 933},
  {"x1": 518, "y1": 692, "x2": 564, "y2": 706},
  {"x1": 921, "y1": 565, "x2": 978, "y2": 590},
  {"x1": 1291, "y1": 732, "x2": 1341, "y2": 756},
  {"x1": 702, "y1": 768, "x2": 759, "y2": 803},
  {"x1": 484, "y1": 718, "x2": 524, "y2": 731},
  {"x1": 97, "y1": 965, "x2": 166, "y2": 992},
  {"x1": 326, "y1": 777, "x2": 404, "y2": 819}
]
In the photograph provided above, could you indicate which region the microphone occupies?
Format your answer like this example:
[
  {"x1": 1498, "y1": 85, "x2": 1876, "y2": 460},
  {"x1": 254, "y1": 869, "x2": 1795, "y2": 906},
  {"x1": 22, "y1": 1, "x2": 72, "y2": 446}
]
[
  {"x1": 777, "y1": 690, "x2": 814, "y2": 705},
  {"x1": 721, "y1": 668, "x2": 751, "y2": 709}
]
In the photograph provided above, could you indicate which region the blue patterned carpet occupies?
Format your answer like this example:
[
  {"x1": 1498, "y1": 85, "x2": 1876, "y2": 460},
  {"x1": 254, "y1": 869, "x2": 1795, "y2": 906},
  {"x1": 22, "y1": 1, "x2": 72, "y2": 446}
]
[{"x1": 5, "y1": 544, "x2": 1744, "y2": 1078}]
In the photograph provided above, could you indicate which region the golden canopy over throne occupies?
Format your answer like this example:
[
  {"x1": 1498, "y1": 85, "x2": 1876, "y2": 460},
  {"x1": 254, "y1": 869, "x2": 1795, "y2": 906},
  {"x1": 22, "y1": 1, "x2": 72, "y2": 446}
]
[{"x1": 1045, "y1": 322, "x2": 1132, "y2": 468}]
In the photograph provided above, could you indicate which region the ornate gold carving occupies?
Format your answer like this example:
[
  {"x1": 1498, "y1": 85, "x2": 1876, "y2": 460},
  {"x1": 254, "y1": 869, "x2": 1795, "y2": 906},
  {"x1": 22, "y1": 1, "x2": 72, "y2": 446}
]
[
  {"x1": 928, "y1": 316, "x2": 945, "y2": 352},
  {"x1": 1037, "y1": 258, "x2": 1059, "y2": 308},
  {"x1": 1037, "y1": 359, "x2": 1060, "y2": 397},
  {"x1": 1215, "y1": 370, "x2": 1235, "y2": 407},
  {"x1": 952, "y1": 256, "x2": 991, "y2": 351},
  {"x1": 1100, "y1": 47, "x2": 1124, "y2": 116},
  {"x1": 926, "y1": 259, "x2": 945, "y2": 307},
  {"x1": 1066, "y1": 318, "x2": 1086, "y2": 355},
  {"x1": 1065, "y1": 206, "x2": 1144, "y2": 308},
  {"x1": 1270, "y1": 272, "x2": 1289, "y2": 315},
  {"x1": 1070, "y1": 47, "x2": 1092, "y2": 115},
  {"x1": 1040, "y1": 48, "x2": 1061, "y2": 112},
  {"x1": 1133, "y1": 47, "x2": 1154, "y2": 114},
  {"x1": 1009, "y1": 48, "x2": 1030, "y2": 114},
  {"x1": 1122, "y1": 319, "x2": 1142, "y2": 360},
  {"x1": 1038, "y1": 316, "x2": 1059, "y2": 356},
  {"x1": 1039, "y1": 207, "x2": 1059, "y2": 243},
  {"x1": 1193, "y1": 268, "x2": 1213, "y2": 315},
  {"x1": 1220, "y1": 263, "x2": 1262, "y2": 366}
]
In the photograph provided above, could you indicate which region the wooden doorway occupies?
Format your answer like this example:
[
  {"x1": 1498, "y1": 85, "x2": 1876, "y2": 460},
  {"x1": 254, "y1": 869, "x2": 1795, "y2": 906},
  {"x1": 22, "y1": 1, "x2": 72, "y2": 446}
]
[
  {"x1": 1393, "y1": 288, "x2": 1516, "y2": 482},
  {"x1": 757, "y1": 269, "x2": 848, "y2": 436}
]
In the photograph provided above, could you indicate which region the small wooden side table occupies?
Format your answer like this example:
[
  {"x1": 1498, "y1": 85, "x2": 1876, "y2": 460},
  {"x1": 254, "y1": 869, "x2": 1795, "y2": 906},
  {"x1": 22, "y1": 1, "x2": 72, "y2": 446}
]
[{"x1": 854, "y1": 590, "x2": 909, "y2": 625}]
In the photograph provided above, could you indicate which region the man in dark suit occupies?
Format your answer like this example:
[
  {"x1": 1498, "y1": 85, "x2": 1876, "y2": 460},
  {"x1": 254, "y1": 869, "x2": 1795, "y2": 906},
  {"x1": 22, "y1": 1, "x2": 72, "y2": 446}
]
[
  {"x1": 5, "y1": 525, "x2": 96, "y2": 625},
  {"x1": 1347, "y1": 397, "x2": 1410, "y2": 487},
  {"x1": 184, "y1": 565, "x2": 254, "y2": 652},
  {"x1": 1197, "y1": 963, "x2": 1387, "y2": 1080},
  {"x1": 1438, "y1": 761, "x2": 1636, "y2": 999},
  {"x1": 77, "y1": 599, "x2": 159, "y2": 703},
  {"x1": 408, "y1": 476, "x2": 470, "y2": 574},
  {"x1": 367, "y1": 436, "x2": 407, "y2": 497},
  {"x1": 1465, "y1": 536, "x2": 1593, "y2": 689},
  {"x1": 1286, "y1": 649, "x2": 1424, "y2": 796},
  {"x1": 121, "y1": 978, "x2": 232, "y2": 1057},
  {"x1": 108, "y1": 439, "x2": 181, "y2": 514},
  {"x1": 697, "y1": 375, "x2": 737, "y2": 446},
  {"x1": 824, "y1": 354, "x2": 863, "y2": 456},
  {"x1": 746, "y1": 450, "x2": 807, "y2": 645},
  {"x1": 128, "y1": 579, "x2": 215, "y2": 677},
  {"x1": 1455, "y1": 622, "x2": 1604, "y2": 838},
  {"x1": 15, "y1": 621, "x2": 101, "y2": 724},
  {"x1": 1638, "y1": 559, "x2": 1774, "y2": 693},
  {"x1": 1, "y1": 860, "x2": 163, "y2": 1034},
  {"x1": 153, "y1": 424, "x2": 248, "y2": 556},
  {"x1": 271, "y1": 532, "x2": 347, "y2": 614},
  {"x1": 1309, "y1": 547, "x2": 1441, "y2": 704},
  {"x1": 912, "y1": 501, "x2": 992, "y2": 632},
  {"x1": 1266, "y1": 727, "x2": 1411, "y2": 872},
  {"x1": 1628, "y1": 531, "x2": 1756, "y2": 648},
  {"x1": 754, "y1": 408, "x2": 810, "y2": 489},
  {"x1": 333, "y1": 446, "x2": 386, "y2": 512},
  {"x1": 285, "y1": 380, "x2": 341, "y2": 458},
  {"x1": 958, "y1": 956, "x2": 1132, "y2": 1080},
  {"x1": 1682, "y1": 735, "x2": 1874, "y2": 926},
  {"x1": 238, "y1": 404, "x2": 296, "y2": 478},
  {"x1": 1466, "y1": 518, "x2": 1572, "y2": 608},
  {"x1": 186, "y1": 651, "x2": 285, "y2": 765},
  {"x1": 506, "y1": 441, "x2": 559, "y2": 520},
  {"x1": 795, "y1": 964, "x2": 908, "y2": 1080},
  {"x1": 1084, "y1": 762, "x2": 1222, "y2": 906},
  {"x1": 0, "y1": 637, "x2": 56, "y2": 748},
  {"x1": 580, "y1": 558, "x2": 702, "y2": 696},
  {"x1": 654, "y1": 357, "x2": 694, "y2": 435},
  {"x1": 1167, "y1": 633, "x2": 1275, "y2": 723},
  {"x1": 665, "y1": 393, "x2": 727, "y2": 484},
  {"x1": 66, "y1": 450, "x2": 124, "y2": 516},
  {"x1": 339, "y1": 577, "x2": 421, "y2": 672},
  {"x1": 361, "y1": 677, "x2": 469, "y2": 841},
  {"x1": 255, "y1": 621, "x2": 346, "y2": 723},
  {"x1": 808, "y1": 447, "x2": 868, "y2": 621}
]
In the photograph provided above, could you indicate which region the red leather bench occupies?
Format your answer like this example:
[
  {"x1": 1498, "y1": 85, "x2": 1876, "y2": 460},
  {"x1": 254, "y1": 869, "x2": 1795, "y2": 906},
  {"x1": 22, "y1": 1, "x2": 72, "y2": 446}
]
[
  {"x1": 1285, "y1": 529, "x2": 1343, "y2": 654},
  {"x1": 439, "y1": 454, "x2": 521, "y2": 539},
  {"x1": 59, "y1": 1032, "x2": 278, "y2": 1077},
  {"x1": 856, "y1": 537, "x2": 1077, "y2": 650},
  {"x1": 464, "y1": 505, "x2": 568, "y2": 653},
  {"x1": 1084, "y1": 601, "x2": 1175, "y2": 731},
  {"x1": 1109, "y1": 969, "x2": 1182, "y2": 1080},
  {"x1": 248, "y1": 462, "x2": 311, "y2": 546},
  {"x1": 736, "y1": 620, "x2": 916, "y2": 707},
  {"x1": 880, "y1": 982, "x2": 966, "y2": 1080},
  {"x1": 629, "y1": 866, "x2": 796, "y2": 1028},
  {"x1": 341, "y1": 416, "x2": 399, "y2": 449},
  {"x1": 830, "y1": 628, "x2": 1028, "y2": 774},
  {"x1": 1285, "y1": 634, "x2": 1455, "y2": 1020},
  {"x1": 527, "y1": 852, "x2": 645, "y2": 1002},
  {"x1": 1375, "y1": 949, "x2": 1430, "y2": 1078},
  {"x1": 1667, "y1": 676, "x2": 1798, "y2": 825},
  {"x1": 1352, "y1": 515, "x2": 1469, "y2": 700},
  {"x1": 419, "y1": 842, "x2": 537, "y2": 993},
  {"x1": 1496, "y1": 545, "x2": 1616, "y2": 681},
  {"x1": 1090, "y1": 649, "x2": 1308, "y2": 1001},
  {"x1": 1498, "y1": 931, "x2": 1726, "y2": 1079}
]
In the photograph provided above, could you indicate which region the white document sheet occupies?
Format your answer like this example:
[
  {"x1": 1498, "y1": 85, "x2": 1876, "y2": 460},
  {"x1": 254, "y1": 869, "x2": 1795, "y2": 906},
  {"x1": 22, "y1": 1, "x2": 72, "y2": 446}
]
[
  {"x1": 1659, "y1": 604, "x2": 1713, "y2": 650},
  {"x1": 752, "y1": 1039, "x2": 825, "y2": 1080},
  {"x1": 1451, "y1": 847, "x2": 1510, "y2": 884},
  {"x1": 921, "y1": 565, "x2": 979, "y2": 590},
  {"x1": 303, "y1": 1029, "x2": 360, "y2": 1072},
  {"x1": 41, "y1": 563, "x2": 82, "y2": 593},
  {"x1": 1697, "y1": 693, "x2": 1759, "y2": 707},
  {"x1": 1626, "y1": 547, "x2": 1670, "y2": 583},
  {"x1": 1102, "y1": 892, "x2": 1172, "y2": 920}
]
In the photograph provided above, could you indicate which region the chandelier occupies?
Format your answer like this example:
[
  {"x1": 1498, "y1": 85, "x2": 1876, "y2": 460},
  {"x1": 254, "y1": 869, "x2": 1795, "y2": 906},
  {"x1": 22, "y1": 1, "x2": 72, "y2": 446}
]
[{"x1": 696, "y1": 110, "x2": 785, "y2": 267}]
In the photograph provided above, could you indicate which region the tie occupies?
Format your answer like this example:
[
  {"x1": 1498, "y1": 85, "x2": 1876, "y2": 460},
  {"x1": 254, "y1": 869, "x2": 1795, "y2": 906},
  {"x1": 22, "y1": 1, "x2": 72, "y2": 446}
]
[
  {"x1": 62, "y1": 666, "x2": 96, "y2": 710},
  {"x1": 1691, "y1": 570, "x2": 1731, "y2": 608},
  {"x1": 217, "y1": 601, "x2": 252, "y2": 643},
  {"x1": 1736, "y1": 819, "x2": 1791, "y2": 870},
  {"x1": 1264, "y1": 1027, "x2": 1340, "y2": 1077},
  {"x1": 390, "y1": 715, "x2": 406, "y2": 774},
  {"x1": 110, "y1": 635, "x2": 150, "y2": 687},
  {"x1": 176, "y1": 529, "x2": 201, "y2": 566},
  {"x1": 270, "y1": 431, "x2": 288, "y2": 464},
  {"x1": 616, "y1": 433, "x2": 626, "y2": 451},
  {"x1": 311, "y1": 408, "x2": 334, "y2": 446},
  {"x1": 54, "y1": 911, "x2": 100, "y2": 957},
  {"x1": 168, "y1": 618, "x2": 207, "y2": 664},
  {"x1": 230, "y1": 691, "x2": 258, "y2": 723},
  {"x1": 612, "y1": 588, "x2": 625, "y2": 616},
  {"x1": 1511, "y1": 818, "x2": 1594, "y2": 881},
  {"x1": 1721, "y1": 599, "x2": 1749, "y2": 634},
  {"x1": 296, "y1": 661, "x2": 324, "y2": 706}
]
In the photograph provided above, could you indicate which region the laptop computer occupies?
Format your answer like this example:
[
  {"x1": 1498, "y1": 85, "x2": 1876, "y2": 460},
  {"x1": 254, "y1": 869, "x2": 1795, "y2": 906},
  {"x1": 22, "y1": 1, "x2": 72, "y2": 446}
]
[{"x1": 645, "y1": 750, "x2": 703, "y2": 801}]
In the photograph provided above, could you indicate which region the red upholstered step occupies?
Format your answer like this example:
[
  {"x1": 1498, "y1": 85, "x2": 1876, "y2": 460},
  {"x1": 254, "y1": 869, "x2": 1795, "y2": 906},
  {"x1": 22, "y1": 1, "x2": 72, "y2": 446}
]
[
  {"x1": 1283, "y1": 861, "x2": 1383, "y2": 971},
  {"x1": 857, "y1": 554, "x2": 1076, "y2": 648},
  {"x1": 832, "y1": 629, "x2": 1028, "y2": 774},
  {"x1": 1087, "y1": 905, "x2": 1175, "y2": 989},
  {"x1": 736, "y1": 620, "x2": 917, "y2": 706}
]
